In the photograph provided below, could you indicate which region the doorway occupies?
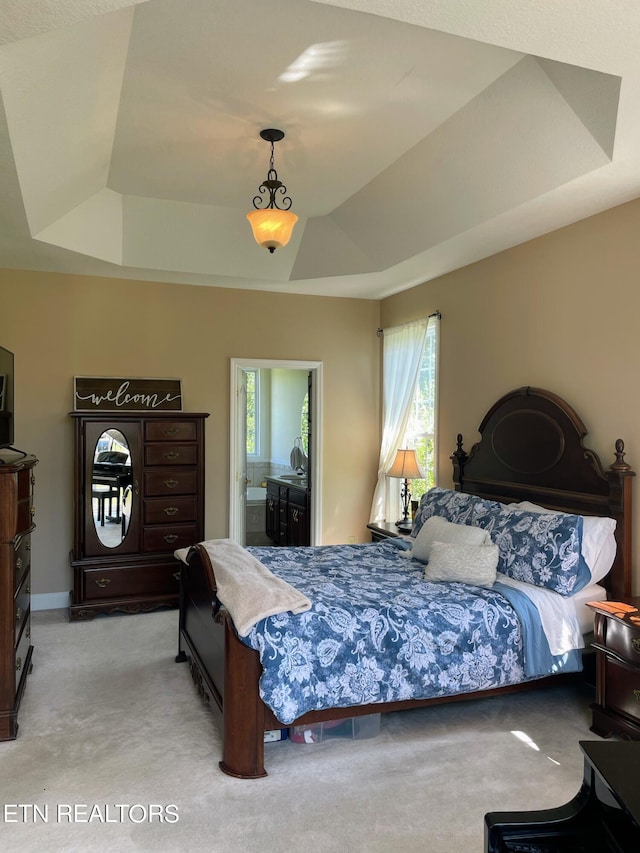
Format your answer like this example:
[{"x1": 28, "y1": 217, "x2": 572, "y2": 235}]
[{"x1": 229, "y1": 358, "x2": 323, "y2": 546}]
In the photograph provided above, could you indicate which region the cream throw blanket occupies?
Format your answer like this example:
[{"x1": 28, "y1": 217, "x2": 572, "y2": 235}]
[{"x1": 176, "y1": 539, "x2": 311, "y2": 637}]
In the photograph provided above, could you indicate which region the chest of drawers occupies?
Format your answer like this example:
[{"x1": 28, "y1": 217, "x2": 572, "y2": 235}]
[
  {"x1": 0, "y1": 450, "x2": 37, "y2": 740},
  {"x1": 70, "y1": 412, "x2": 208, "y2": 620},
  {"x1": 588, "y1": 597, "x2": 640, "y2": 740}
]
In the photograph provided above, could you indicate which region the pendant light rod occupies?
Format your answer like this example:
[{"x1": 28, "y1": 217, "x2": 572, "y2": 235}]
[{"x1": 251, "y1": 129, "x2": 293, "y2": 212}]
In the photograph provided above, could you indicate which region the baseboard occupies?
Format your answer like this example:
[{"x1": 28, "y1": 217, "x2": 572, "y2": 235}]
[{"x1": 32, "y1": 592, "x2": 69, "y2": 611}]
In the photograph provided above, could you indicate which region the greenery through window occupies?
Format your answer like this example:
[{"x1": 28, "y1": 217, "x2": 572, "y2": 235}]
[
  {"x1": 245, "y1": 369, "x2": 258, "y2": 456},
  {"x1": 402, "y1": 323, "x2": 437, "y2": 503}
]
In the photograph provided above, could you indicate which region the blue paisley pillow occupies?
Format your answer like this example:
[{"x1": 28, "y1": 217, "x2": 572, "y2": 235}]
[
  {"x1": 411, "y1": 487, "x2": 479, "y2": 537},
  {"x1": 412, "y1": 488, "x2": 591, "y2": 596},
  {"x1": 469, "y1": 496, "x2": 591, "y2": 596}
]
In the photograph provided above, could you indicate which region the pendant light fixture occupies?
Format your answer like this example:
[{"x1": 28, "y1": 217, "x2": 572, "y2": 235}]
[{"x1": 247, "y1": 129, "x2": 298, "y2": 253}]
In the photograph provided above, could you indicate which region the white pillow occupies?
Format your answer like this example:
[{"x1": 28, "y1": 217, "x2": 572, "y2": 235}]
[
  {"x1": 411, "y1": 515, "x2": 491, "y2": 563},
  {"x1": 424, "y1": 541, "x2": 499, "y2": 586},
  {"x1": 515, "y1": 501, "x2": 616, "y2": 585}
]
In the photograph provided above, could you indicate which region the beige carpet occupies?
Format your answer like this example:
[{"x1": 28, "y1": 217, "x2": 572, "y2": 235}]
[{"x1": 0, "y1": 609, "x2": 606, "y2": 852}]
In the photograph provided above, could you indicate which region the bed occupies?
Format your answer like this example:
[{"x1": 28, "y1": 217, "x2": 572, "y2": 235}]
[{"x1": 175, "y1": 386, "x2": 635, "y2": 778}]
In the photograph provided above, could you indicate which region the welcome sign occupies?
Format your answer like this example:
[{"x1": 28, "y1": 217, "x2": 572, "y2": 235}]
[{"x1": 73, "y1": 377, "x2": 182, "y2": 412}]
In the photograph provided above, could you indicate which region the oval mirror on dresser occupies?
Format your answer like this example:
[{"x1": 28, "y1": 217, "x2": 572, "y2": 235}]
[{"x1": 90, "y1": 429, "x2": 131, "y2": 548}]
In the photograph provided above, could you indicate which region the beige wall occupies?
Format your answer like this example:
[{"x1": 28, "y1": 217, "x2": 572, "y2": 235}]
[
  {"x1": 381, "y1": 196, "x2": 640, "y2": 594},
  {"x1": 0, "y1": 271, "x2": 381, "y2": 596},
  {"x1": 4, "y1": 194, "x2": 640, "y2": 598}
]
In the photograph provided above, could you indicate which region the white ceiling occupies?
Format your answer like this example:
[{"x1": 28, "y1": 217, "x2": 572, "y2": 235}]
[{"x1": 0, "y1": 0, "x2": 638, "y2": 299}]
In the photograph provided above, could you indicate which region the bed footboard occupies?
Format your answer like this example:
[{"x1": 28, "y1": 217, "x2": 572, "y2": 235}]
[
  {"x1": 219, "y1": 619, "x2": 267, "y2": 778},
  {"x1": 175, "y1": 543, "x2": 271, "y2": 778}
]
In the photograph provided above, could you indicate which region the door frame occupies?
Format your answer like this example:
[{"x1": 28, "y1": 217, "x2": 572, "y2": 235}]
[{"x1": 229, "y1": 358, "x2": 323, "y2": 545}]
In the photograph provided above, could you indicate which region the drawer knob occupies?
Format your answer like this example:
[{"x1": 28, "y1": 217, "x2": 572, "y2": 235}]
[
  {"x1": 16, "y1": 607, "x2": 22, "y2": 622},
  {"x1": 95, "y1": 578, "x2": 111, "y2": 588},
  {"x1": 16, "y1": 557, "x2": 22, "y2": 571},
  {"x1": 163, "y1": 427, "x2": 179, "y2": 436},
  {"x1": 164, "y1": 451, "x2": 180, "y2": 460},
  {"x1": 632, "y1": 638, "x2": 640, "y2": 654},
  {"x1": 30, "y1": 506, "x2": 36, "y2": 517},
  {"x1": 164, "y1": 479, "x2": 179, "y2": 489},
  {"x1": 164, "y1": 534, "x2": 179, "y2": 543},
  {"x1": 163, "y1": 506, "x2": 179, "y2": 516}
]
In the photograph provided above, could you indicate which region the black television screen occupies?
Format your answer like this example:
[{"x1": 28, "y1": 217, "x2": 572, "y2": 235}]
[{"x1": 0, "y1": 345, "x2": 14, "y2": 448}]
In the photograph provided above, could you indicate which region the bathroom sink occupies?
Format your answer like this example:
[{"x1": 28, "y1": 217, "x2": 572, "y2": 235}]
[{"x1": 279, "y1": 474, "x2": 307, "y2": 481}]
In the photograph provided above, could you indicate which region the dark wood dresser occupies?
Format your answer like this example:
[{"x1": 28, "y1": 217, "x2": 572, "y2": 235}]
[
  {"x1": 70, "y1": 412, "x2": 208, "y2": 620},
  {"x1": 587, "y1": 597, "x2": 640, "y2": 740},
  {"x1": 0, "y1": 450, "x2": 37, "y2": 740}
]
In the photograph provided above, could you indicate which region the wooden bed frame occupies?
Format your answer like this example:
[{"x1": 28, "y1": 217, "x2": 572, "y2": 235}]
[{"x1": 175, "y1": 387, "x2": 635, "y2": 778}]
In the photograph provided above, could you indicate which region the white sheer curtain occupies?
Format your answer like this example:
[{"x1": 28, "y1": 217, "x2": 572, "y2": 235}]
[{"x1": 370, "y1": 318, "x2": 428, "y2": 523}]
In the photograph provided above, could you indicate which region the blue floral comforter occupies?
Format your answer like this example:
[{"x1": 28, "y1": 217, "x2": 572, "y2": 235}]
[{"x1": 242, "y1": 541, "x2": 578, "y2": 725}]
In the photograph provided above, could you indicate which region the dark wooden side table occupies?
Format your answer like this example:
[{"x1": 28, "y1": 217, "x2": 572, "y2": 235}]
[
  {"x1": 587, "y1": 597, "x2": 640, "y2": 740},
  {"x1": 485, "y1": 740, "x2": 640, "y2": 851},
  {"x1": 366, "y1": 521, "x2": 410, "y2": 542}
]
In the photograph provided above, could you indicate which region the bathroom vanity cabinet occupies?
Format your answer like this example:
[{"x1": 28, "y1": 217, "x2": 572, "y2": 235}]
[{"x1": 265, "y1": 477, "x2": 309, "y2": 546}]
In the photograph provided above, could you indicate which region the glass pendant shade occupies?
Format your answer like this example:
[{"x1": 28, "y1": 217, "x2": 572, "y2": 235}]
[{"x1": 247, "y1": 209, "x2": 298, "y2": 253}]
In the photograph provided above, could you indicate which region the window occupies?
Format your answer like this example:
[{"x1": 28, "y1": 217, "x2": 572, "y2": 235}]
[
  {"x1": 245, "y1": 369, "x2": 259, "y2": 457},
  {"x1": 400, "y1": 320, "x2": 438, "y2": 503},
  {"x1": 370, "y1": 314, "x2": 439, "y2": 524},
  {"x1": 300, "y1": 391, "x2": 309, "y2": 455}
]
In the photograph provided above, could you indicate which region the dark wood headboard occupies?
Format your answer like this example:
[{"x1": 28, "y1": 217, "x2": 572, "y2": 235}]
[{"x1": 451, "y1": 386, "x2": 635, "y2": 599}]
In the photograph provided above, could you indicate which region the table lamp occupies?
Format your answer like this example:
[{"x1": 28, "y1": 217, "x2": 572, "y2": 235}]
[{"x1": 387, "y1": 448, "x2": 423, "y2": 528}]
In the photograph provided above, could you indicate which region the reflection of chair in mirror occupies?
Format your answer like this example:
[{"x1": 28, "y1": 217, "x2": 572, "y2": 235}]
[
  {"x1": 121, "y1": 485, "x2": 133, "y2": 536},
  {"x1": 92, "y1": 483, "x2": 120, "y2": 527}
]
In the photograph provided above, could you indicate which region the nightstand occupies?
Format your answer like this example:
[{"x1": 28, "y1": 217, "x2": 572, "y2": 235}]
[
  {"x1": 366, "y1": 521, "x2": 411, "y2": 542},
  {"x1": 587, "y1": 597, "x2": 640, "y2": 740}
]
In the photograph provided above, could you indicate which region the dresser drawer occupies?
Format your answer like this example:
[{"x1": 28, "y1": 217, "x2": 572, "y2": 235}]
[
  {"x1": 16, "y1": 494, "x2": 35, "y2": 535},
  {"x1": 83, "y1": 563, "x2": 181, "y2": 601},
  {"x1": 15, "y1": 616, "x2": 32, "y2": 692},
  {"x1": 144, "y1": 469, "x2": 197, "y2": 496},
  {"x1": 144, "y1": 496, "x2": 197, "y2": 524},
  {"x1": 145, "y1": 421, "x2": 197, "y2": 442},
  {"x1": 15, "y1": 465, "x2": 36, "y2": 532},
  {"x1": 14, "y1": 571, "x2": 30, "y2": 643},
  {"x1": 602, "y1": 656, "x2": 640, "y2": 723},
  {"x1": 144, "y1": 444, "x2": 198, "y2": 466},
  {"x1": 143, "y1": 523, "x2": 198, "y2": 553},
  {"x1": 14, "y1": 534, "x2": 31, "y2": 591},
  {"x1": 604, "y1": 619, "x2": 640, "y2": 664},
  {"x1": 288, "y1": 487, "x2": 308, "y2": 509},
  {"x1": 17, "y1": 467, "x2": 35, "y2": 501}
]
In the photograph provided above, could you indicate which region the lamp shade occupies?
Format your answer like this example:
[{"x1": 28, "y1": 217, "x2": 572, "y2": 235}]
[
  {"x1": 387, "y1": 448, "x2": 423, "y2": 480},
  {"x1": 247, "y1": 209, "x2": 298, "y2": 252}
]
